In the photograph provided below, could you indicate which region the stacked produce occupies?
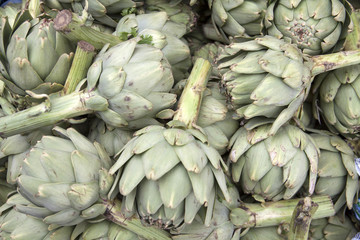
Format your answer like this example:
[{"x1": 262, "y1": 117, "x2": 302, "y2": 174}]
[{"x1": 0, "y1": 0, "x2": 360, "y2": 239}]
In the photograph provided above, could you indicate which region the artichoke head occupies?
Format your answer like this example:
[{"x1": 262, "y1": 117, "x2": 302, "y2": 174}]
[
  {"x1": 218, "y1": 36, "x2": 312, "y2": 135},
  {"x1": 265, "y1": 0, "x2": 352, "y2": 55},
  {"x1": 0, "y1": 11, "x2": 75, "y2": 95},
  {"x1": 109, "y1": 124, "x2": 231, "y2": 229},
  {"x1": 312, "y1": 64, "x2": 360, "y2": 139},
  {"x1": 16, "y1": 127, "x2": 114, "y2": 226},
  {"x1": 86, "y1": 38, "x2": 177, "y2": 130},
  {"x1": 229, "y1": 123, "x2": 319, "y2": 201}
]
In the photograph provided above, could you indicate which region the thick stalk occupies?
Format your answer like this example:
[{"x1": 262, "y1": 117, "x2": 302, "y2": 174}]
[
  {"x1": 54, "y1": 10, "x2": 122, "y2": 50},
  {"x1": 344, "y1": 10, "x2": 360, "y2": 51},
  {"x1": 103, "y1": 199, "x2": 172, "y2": 240},
  {"x1": 287, "y1": 197, "x2": 318, "y2": 240},
  {"x1": 173, "y1": 58, "x2": 212, "y2": 128},
  {"x1": 0, "y1": 91, "x2": 108, "y2": 137},
  {"x1": 310, "y1": 49, "x2": 360, "y2": 76},
  {"x1": 230, "y1": 195, "x2": 334, "y2": 228},
  {"x1": 63, "y1": 41, "x2": 96, "y2": 94}
]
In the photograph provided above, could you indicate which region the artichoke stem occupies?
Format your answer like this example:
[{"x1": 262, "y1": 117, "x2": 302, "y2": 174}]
[
  {"x1": 0, "y1": 91, "x2": 108, "y2": 137},
  {"x1": 63, "y1": 41, "x2": 96, "y2": 94},
  {"x1": 310, "y1": 49, "x2": 360, "y2": 76},
  {"x1": 103, "y1": 199, "x2": 172, "y2": 240},
  {"x1": 230, "y1": 195, "x2": 335, "y2": 228},
  {"x1": 173, "y1": 58, "x2": 212, "y2": 128},
  {"x1": 287, "y1": 197, "x2": 318, "y2": 240},
  {"x1": 344, "y1": 10, "x2": 360, "y2": 51},
  {"x1": 54, "y1": 10, "x2": 122, "y2": 50}
]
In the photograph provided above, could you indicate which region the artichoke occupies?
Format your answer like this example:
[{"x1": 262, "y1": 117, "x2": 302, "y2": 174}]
[
  {"x1": 88, "y1": 118, "x2": 133, "y2": 157},
  {"x1": 305, "y1": 131, "x2": 359, "y2": 211},
  {"x1": 209, "y1": 0, "x2": 267, "y2": 40},
  {"x1": 113, "y1": 11, "x2": 192, "y2": 81},
  {"x1": 86, "y1": 38, "x2": 177, "y2": 129},
  {"x1": 0, "y1": 208, "x2": 74, "y2": 239},
  {"x1": 217, "y1": 35, "x2": 360, "y2": 135},
  {"x1": 229, "y1": 123, "x2": 319, "y2": 201},
  {"x1": 265, "y1": 0, "x2": 352, "y2": 55},
  {"x1": 15, "y1": 127, "x2": 114, "y2": 226},
  {"x1": 0, "y1": 11, "x2": 75, "y2": 95},
  {"x1": 312, "y1": 64, "x2": 360, "y2": 139},
  {"x1": 109, "y1": 124, "x2": 231, "y2": 229}
]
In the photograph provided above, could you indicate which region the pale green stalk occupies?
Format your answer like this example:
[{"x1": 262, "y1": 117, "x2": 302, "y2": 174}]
[
  {"x1": 63, "y1": 41, "x2": 96, "y2": 94},
  {"x1": 230, "y1": 196, "x2": 334, "y2": 228},
  {"x1": 173, "y1": 58, "x2": 212, "y2": 128}
]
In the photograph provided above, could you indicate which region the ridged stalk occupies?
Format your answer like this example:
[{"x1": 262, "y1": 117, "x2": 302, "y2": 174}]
[
  {"x1": 173, "y1": 58, "x2": 212, "y2": 128},
  {"x1": 0, "y1": 91, "x2": 108, "y2": 137},
  {"x1": 230, "y1": 196, "x2": 335, "y2": 228},
  {"x1": 103, "y1": 199, "x2": 172, "y2": 240},
  {"x1": 310, "y1": 50, "x2": 360, "y2": 76},
  {"x1": 63, "y1": 41, "x2": 96, "y2": 94},
  {"x1": 54, "y1": 10, "x2": 122, "y2": 49},
  {"x1": 287, "y1": 197, "x2": 318, "y2": 240}
]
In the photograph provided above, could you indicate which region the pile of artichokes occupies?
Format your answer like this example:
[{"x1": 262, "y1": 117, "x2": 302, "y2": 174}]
[{"x1": 1, "y1": 0, "x2": 360, "y2": 239}]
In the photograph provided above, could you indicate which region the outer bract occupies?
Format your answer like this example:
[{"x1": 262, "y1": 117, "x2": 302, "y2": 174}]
[
  {"x1": 113, "y1": 12, "x2": 192, "y2": 82},
  {"x1": 88, "y1": 118, "x2": 133, "y2": 157},
  {"x1": 16, "y1": 127, "x2": 114, "y2": 226},
  {"x1": 229, "y1": 124, "x2": 319, "y2": 201},
  {"x1": 218, "y1": 36, "x2": 312, "y2": 135},
  {"x1": 265, "y1": 0, "x2": 352, "y2": 55},
  {"x1": 70, "y1": 220, "x2": 141, "y2": 240},
  {"x1": 307, "y1": 132, "x2": 358, "y2": 211},
  {"x1": 209, "y1": 0, "x2": 267, "y2": 40},
  {"x1": 86, "y1": 38, "x2": 177, "y2": 129},
  {"x1": 0, "y1": 12, "x2": 74, "y2": 95},
  {"x1": 109, "y1": 124, "x2": 231, "y2": 229},
  {"x1": 312, "y1": 65, "x2": 360, "y2": 139}
]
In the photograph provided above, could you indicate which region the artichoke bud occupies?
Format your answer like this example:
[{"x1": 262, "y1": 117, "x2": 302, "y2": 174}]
[
  {"x1": 312, "y1": 64, "x2": 360, "y2": 139},
  {"x1": 218, "y1": 36, "x2": 312, "y2": 135},
  {"x1": 109, "y1": 124, "x2": 231, "y2": 229},
  {"x1": 16, "y1": 127, "x2": 113, "y2": 226},
  {"x1": 265, "y1": 0, "x2": 353, "y2": 55},
  {"x1": 303, "y1": 131, "x2": 359, "y2": 211},
  {"x1": 113, "y1": 11, "x2": 192, "y2": 82},
  {"x1": 228, "y1": 123, "x2": 319, "y2": 201},
  {"x1": 1, "y1": 13, "x2": 75, "y2": 95},
  {"x1": 86, "y1": 39, "x2": 177, "y2": 130}
]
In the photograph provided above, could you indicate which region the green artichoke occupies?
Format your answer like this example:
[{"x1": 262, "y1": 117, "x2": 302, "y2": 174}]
[
  {"x1": 309, "y1": 215, "x2": 357, "y2": 240},
  {"x1": 217, "y1": 35, "x2": 360, "y2": 135},
  {"x1": 217, "y1": 36, "x2": 312, "y2": 135},
  {"x1": 209, "y1": 0, "x2": 267, "y2": 40},
  {"x1": 229, "y1": 123, "x2": 319, "y2": 201},
  {"x1": 0, "y1": 11, "x2": 75, "y2": 95},
  {"x1": 88, "y1": 118, "x2": 133, "y2": 157},
  {"x1": 15, "y1": 127, "x2": 114, "y2": 226},
  {"x1": 109, "y1": 123, "x2": 231, "y2": 229},
  {"x1": 113, "y1": 11, "x2": 192, "y2": 81},
  {"x1": 0, "y1": 207, "x2": 74, "y2": 239},
  {"x1": 312, "y1": 65, "x2": 360, "y2": 139},
  {"x1": 70, "y1": 220, "x2": 141, "y2": 240},
  {"x1": 305, "y1": 131, "x2": 359, "y2": 211},
  {"x1": 265, "y1": 0, "x2": 352, "y2": 55},
  {"x1": 86, "y1": 38, "x2": 177, "y2": 129}
]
